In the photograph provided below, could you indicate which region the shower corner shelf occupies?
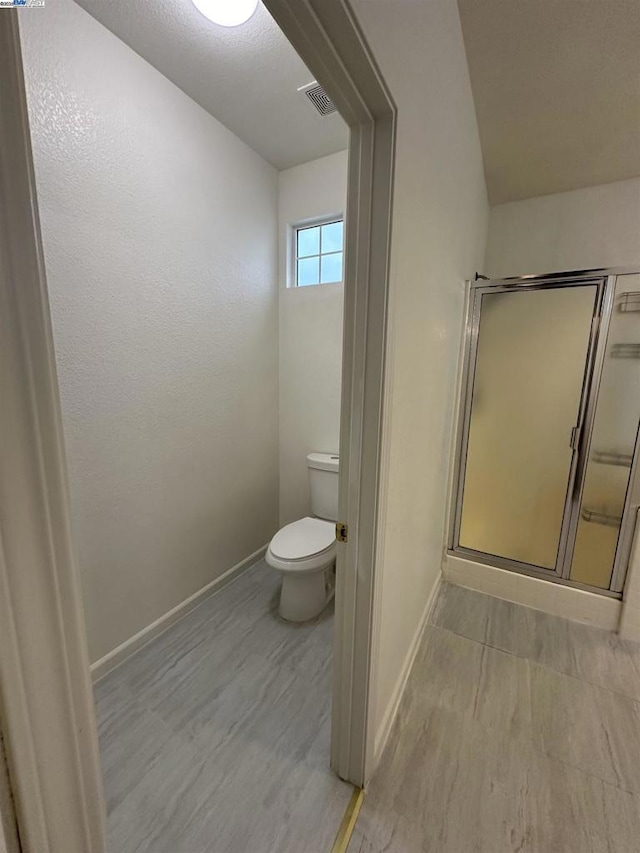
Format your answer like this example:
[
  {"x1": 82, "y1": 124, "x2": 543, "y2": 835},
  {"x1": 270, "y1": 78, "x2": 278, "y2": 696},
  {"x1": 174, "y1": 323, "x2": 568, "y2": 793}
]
[
  {"x1": 581, "y1": 507, "x2": 623, "y2": 527},
  {"x1": 591, "y1": 450, "x2": 633, "y2": 468},
  {"x1": 617, "y1": 292, "x2": 640, "y2": 313},
  {"x1": 610, "y1": 343, "x2": 640, "y2": 359}
]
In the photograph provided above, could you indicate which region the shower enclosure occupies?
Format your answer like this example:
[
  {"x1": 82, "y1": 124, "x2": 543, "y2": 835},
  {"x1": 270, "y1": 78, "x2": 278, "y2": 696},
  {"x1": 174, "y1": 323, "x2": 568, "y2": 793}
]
[{"x1": 449, "y1": 268, "x2": 640, "y2": 596}]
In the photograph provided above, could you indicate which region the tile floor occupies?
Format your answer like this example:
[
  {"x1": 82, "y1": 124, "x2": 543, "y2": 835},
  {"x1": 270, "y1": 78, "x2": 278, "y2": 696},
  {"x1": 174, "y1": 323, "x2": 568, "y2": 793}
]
[
  {"x1": 94, "y1": 559, "x2": 351, "y2": 853},
  {"x1": 350, "y1": 582, "x2": 640, "y2": 853}
]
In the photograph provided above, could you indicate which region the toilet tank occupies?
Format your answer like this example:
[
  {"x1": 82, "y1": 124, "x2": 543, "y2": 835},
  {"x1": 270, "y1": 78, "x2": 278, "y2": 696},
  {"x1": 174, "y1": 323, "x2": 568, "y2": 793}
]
[{"x1": 307, "y1": 453, "x2": 339, "y2": 521}]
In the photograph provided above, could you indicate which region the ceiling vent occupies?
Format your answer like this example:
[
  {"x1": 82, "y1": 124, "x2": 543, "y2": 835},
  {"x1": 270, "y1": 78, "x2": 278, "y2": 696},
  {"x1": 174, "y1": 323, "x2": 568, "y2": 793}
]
[{"x1": 299, "y1": 82, "x2": 337, "y2": 117}]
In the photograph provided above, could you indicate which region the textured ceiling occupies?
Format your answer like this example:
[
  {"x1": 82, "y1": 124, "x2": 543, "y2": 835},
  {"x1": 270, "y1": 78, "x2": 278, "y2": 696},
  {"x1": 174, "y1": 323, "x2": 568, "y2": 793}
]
[
  {"x1": 73, "y1": 0, "x2": 348, "y2": 170},
  {"x1": 458, "y1": 0, "x2": 640, "y2": 204}
]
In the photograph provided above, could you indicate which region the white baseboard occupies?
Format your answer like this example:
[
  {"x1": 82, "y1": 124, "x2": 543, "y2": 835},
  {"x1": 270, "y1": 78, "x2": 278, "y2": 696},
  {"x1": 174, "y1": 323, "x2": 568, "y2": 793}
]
[
  {"x1": 373, "y1": 573, "x2": 442, "y2": 765},
  {"x1": 90, "y1": 545, "x2": 267, "y2": 683},
  {"x1": 443, "y1": 554, "x2": 621, "y2": 631}
]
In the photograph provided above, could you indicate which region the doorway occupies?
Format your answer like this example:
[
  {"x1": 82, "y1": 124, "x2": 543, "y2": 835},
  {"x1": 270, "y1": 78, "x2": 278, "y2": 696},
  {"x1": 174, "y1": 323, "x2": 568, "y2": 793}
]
[{"x1": 0, "y1": 2, "x2": 396, "y2": 849}]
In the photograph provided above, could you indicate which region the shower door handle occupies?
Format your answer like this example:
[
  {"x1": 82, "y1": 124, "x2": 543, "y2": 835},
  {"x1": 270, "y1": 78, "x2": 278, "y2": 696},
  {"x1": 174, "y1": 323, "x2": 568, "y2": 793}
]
[{"x1": 569, "y1": 426, "x2": 581, "y2": 450}]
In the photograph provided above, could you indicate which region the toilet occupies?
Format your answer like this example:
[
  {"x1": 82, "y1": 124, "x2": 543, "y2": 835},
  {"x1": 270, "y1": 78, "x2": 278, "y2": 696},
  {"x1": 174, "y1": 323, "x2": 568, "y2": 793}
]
[{"x1": 266, "y1": 452, "x2": 339, "y2": 622}]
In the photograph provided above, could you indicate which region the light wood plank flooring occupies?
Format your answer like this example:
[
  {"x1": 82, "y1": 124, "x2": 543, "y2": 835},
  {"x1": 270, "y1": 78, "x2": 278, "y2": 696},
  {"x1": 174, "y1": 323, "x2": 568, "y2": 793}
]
[
  {"x1": 350, "y1": 582, "x2": 640, "y2": 853},
  {"x1": 94, "y1": 559, "x2": 351, "y2": 853}
]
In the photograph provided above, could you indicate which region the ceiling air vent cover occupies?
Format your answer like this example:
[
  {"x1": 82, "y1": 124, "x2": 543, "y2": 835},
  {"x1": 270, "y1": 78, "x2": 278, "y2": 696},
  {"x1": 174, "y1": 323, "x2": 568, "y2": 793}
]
[{"x1": 301, "y1": 83, "x2": 337, "y2": 117}]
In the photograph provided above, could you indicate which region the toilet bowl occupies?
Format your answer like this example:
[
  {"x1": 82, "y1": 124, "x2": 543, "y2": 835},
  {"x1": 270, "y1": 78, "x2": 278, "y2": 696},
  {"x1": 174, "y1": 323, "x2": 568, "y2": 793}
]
[
  {"x1": 267, "y1": 452, "x2": 339, "y2": 621},
  {"x1": 266, "y1": 517, "x2": 336, "y2": 622}
]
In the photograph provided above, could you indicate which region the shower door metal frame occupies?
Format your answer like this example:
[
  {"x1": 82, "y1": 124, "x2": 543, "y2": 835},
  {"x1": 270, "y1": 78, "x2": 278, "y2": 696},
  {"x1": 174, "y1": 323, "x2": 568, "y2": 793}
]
[
  {"x1": 610, "y1": 422, "x2": 640, "y2": 592},
  {"x1": 447, "y1": 268, "x2": 633, "y2": 597}
]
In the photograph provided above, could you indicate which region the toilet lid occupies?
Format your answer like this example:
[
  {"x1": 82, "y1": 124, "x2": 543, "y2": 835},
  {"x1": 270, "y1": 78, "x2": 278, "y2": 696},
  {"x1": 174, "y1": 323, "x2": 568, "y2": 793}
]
[{"x1": 270, "y1": 517, "x2": 335, "y2": 561}]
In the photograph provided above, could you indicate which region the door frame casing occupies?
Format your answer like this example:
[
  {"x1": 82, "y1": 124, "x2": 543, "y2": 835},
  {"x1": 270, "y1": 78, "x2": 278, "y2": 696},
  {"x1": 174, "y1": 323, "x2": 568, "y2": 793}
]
[
  {"x1": 263, "y1": 0, "x2": 396, "y2": 787},
  {"x1": 447, "y1": 267, "x2": 640, "y2": 597},
  {"x1": 0, "y1": 2, "x2": 396, "y2": 850},
  {"x1": 0, "y1": 14, "x2": 107, "y2": 853}
]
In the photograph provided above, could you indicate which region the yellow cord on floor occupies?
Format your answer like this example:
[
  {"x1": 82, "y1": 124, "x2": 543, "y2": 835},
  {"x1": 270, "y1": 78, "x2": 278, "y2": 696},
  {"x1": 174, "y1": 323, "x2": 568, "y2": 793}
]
[{"x1": 330, "y1": 787, "x2": 365, "y2": 853}]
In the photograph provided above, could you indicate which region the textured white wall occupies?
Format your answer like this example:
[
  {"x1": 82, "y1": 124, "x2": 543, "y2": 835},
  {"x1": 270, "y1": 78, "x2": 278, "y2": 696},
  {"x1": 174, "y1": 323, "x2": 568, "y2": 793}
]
[
  {"x1": 486, "y1": 178, "x2": 640, "y2": 277},
  {"x1": 350, "y1": 0, "x2": 489, "y2": 746},
  {"x1": 278, "y1": 151, "x2": 348, "y2": 526},
  {"x1": 20, "y1": 0, "x2": 279, "y2": 663}
]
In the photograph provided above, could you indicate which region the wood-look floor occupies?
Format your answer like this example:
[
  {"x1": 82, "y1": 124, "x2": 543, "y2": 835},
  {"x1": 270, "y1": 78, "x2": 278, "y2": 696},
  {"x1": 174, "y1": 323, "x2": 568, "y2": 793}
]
[
  {"x1": 350, "y1": 582, "x2": 640, "y2": 853},
  {"x1": 93, "y1": 559, "x2": 352, "y2": 853}
]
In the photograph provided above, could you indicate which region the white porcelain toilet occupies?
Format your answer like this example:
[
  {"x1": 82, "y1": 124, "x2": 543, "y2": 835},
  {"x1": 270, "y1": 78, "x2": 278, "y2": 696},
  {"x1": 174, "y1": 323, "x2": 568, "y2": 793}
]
[{"x1": 266, "y1": 452, "x2": 339, "y2": 622}]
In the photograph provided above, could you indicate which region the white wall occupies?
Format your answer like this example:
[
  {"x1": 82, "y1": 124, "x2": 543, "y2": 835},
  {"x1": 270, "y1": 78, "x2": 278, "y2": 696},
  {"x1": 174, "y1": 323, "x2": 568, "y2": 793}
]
[
  {"x1": 350, "y1": 0, "x2": 489, "y2": 749},
  {"x1": 21, "y1": 0, "x2": 279, "y2": 663},
  {"x1": 278, "y1": 151, "x2": 348, "y2": 525},
  {"x1": 486, "y1": 178, "x2": 640, "y2": 277}
]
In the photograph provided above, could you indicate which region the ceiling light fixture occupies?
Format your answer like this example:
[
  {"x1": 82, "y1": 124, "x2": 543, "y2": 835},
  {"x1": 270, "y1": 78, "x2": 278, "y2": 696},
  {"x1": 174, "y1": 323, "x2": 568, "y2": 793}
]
[{"x1": 192, "y1": 0, "x2": 259, "y2": 27}]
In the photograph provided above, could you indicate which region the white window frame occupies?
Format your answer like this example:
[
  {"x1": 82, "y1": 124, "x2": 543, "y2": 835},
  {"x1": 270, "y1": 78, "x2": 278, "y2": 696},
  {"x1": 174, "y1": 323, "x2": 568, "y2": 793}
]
[{"x1": 289, "y1": 214, "x2": 345, "y2": 288}]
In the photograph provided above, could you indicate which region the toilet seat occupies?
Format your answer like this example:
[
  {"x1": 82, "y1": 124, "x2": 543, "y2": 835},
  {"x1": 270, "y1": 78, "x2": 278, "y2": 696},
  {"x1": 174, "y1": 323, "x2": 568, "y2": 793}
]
[
  {"x1": 270, "y1": 517, "x2": 335, "y2": 561},
  {"x1": 266, "y1": 517, "x2": 336, "y2": 574}
]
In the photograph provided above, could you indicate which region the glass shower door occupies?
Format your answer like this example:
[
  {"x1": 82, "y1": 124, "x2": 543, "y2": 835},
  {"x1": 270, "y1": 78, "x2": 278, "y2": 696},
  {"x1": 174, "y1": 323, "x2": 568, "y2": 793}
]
[
  {"x1": 570, "y1": 274, "x2": 640, "y2": 589},
  {"x1": 456, "y1": 283, "x2": 600, "y2": 572}
]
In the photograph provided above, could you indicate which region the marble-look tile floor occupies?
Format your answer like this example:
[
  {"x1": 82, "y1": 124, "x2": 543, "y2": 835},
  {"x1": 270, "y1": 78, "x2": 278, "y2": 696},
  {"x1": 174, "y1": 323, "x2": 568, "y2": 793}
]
[
  {"x1": 350, "y1": 582, "x2": 640, "y2": 853},
  {"x1": 94, "y1": 559, "x2": 352, "y2": 853}
]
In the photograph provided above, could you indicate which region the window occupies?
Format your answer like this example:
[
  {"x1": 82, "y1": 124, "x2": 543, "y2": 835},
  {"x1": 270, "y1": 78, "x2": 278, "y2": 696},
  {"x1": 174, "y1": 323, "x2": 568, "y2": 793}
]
[{"x1": 294, "y1": 219, "x2": 344, "y2": 286}]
